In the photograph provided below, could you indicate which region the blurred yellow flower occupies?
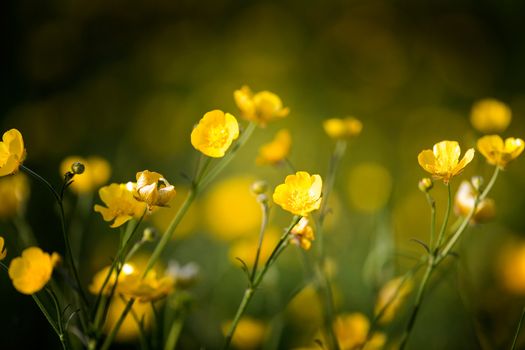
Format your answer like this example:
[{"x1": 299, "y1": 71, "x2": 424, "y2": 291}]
[
  {"x1": 104, "y1": 296, "x2": 152, "y2": 342},
  {"x1": 477, "y1": 135, "x2": 524, "y2": 169},
  {"x1": 256, "y1": 129, "x2": 291, "y2": 166},
  {"x1": 205, "y1": 176, "x2": 261, "y2": 241},
  {"x1": 418, "y1": 140, "x2": 475, "y2": 184},
  {"x1": 470, "y1": 98, "x2": 512, "y2": 134},
  {"x1": 375, "y1": 276, "x2": 413, "y2": 324},
  {"x1": 273, "y1": 171, "x2": 323, "y2": 216},
  {"x1": 88, "y1": 263, "x2": 138, "y2": 296},
  {"x1": 333, "y1": 313, "x2": 385, "y2": 350},
  {"x1": 454, "y1": 180, "x2": 495, "y2": 224},
  {"x1": 135, "y1": 170, "x2": 176, "y2": 209},
  {"x1": 0, "y1": 173, "x2": 29, "y2": 219},
  {"x1": 222, "y1": 317, "x2": 267, "y2": 350},
  {"x1": 8, "y1": 247, "x2": 60, "y2": 295},
  {"x1": 0, "y1": 129, "x2": 26, "y2": 177},
  {"x1": 323, "y1": 117, "x2": 363, "y2": 139},
  {"x1": 229, "y1": 227, "x2": 279, "y2": 268},
  {"x1": 290, "y1": 217, "x2": 315, "y2": 250},
  {"x1": 0, "y1": 236, "x2": 6, "y2": 260},
  {"x1": 498, "y1": 242, "x2": 525, "y2": 294},
  {"x1": 286, "y1": 285, "x2": 323, "y2": 330},
  {"x1": 94, "y1": 183, "x2": 147, "y2": 228},
  {"x1": 60, "y1": 156, "x2": 111, "y2": 194},
  {"x1": 191, "y1": 109, "x2": 239, "y2": 158},
  {"x1": 234, "y1": 85, "x2": 289, "y2": 126},
  {"x1": 347, "y1": 163, "x2": 392, "y2": 213},
  {"x1": 118, "y1": 269, "x2": 175, "y2": 302}
]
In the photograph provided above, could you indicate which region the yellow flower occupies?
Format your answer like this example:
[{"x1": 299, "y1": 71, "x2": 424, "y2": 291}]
[
  {"x1": 234, "y1": 85, "x2": 289, "y2": 126},
  {"x1": 417, "y1": 140, "x2": 475, "y2": 184},
  {"x1": 323, "y1": 117, "x2": 363, "y2": 139},
  {"x1": 94, "y1": 183, "x2": 147, "y2": 228},
  {"x1": 454, "y1": 180, "x2": 495, "y2": 224},
  {"x1": 290, "y1": 217, "x2": 315, "y2": 250},
  {"x1": 0, "y1": 173, "x2": 29, "y2": 219},
  {"x1": 374, "y1": 276, "x2": 413, "y2": 324},
  {"x1": 470, "y1": 98, "x2": 511, "y2": 134},
  {"x1": 477, "y1": 135, "x2": 524, "y2": 169},
  {"x1": 8, "y1": 247, "x2": 60, "y2": 295},
  {"x1": 104, "y1": 296, "x2": 152, "y2": 342},
  {"x1": 273, "y1": 171, "x2": 323, "y2": 216},
  {"x1": 118, "y1": 268, "x2": 175, "y2": 303},
  {"x1": 222, "y1": 317, "x2": 267, "y2": 350},
  {"x1": 333, "y1": 313, "x2": 385, "y2": 350},
  {"x1": 256, "y1": 129, "x2": 291, "y2": 166},
  {"x1": 0, "y1": 236, "x2": 6, "y2": 260},
  {"x1": 499, "y1": 242, "x2": 525, "y2": 294},
  {"x1": 135, "y1": 170, "x2": 176, "y2": 208},
  {"x1": 228, "y1": 228, "x2": 279, "y2": 268},
  {"x1": 88, "y1": 263, "x2": 135, "y2": 296},
  {"x1": 191, "y1": 110, "x2": 239, "y2": 158},
  {"x1": 0, "y1": 129, "x2": 26, "y2": 177},
  {"x1": 60, "y1": 156, "x2": 111, "y2": 194}
]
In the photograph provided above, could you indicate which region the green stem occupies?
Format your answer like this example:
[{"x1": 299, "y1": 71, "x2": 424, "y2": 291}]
[
  {"x1": 511, "y1": 306, "x2": 525, "y2": 350},
  {"x1": 426, "y1": 193, "x2": 436, "y2": 251},
  {"x1": 250, "y1": 199, "x2": 270, "y2": 283},
  {"x1": 47, "y1": 288, "x2": 68, "y2": 350},
  {"x1": 435, "y1": 183, "x2": 451, "y2": 250},
  {"x1": 223, "y1": 216, "x2": 300, "y2": 350},
  {"x1": 100, "y1": 298, "x2": 135, "y2": 350}
]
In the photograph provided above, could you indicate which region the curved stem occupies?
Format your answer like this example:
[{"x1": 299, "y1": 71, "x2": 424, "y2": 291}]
[
  {"x1": 435, "y1": 183, "x2": 451, "y2": 250},
  {"x1": 511, "y1": 306, "x2": 525, "y2": 350},
  {"x1": 100, "y1": 298, "x2": 135, "y2": 350},
  {"x1": 250, "y1": 200, "x2": 270, "y2": 283},
  {"x1": 425, "y1": 193, "x2": 436, "y2": 251}
]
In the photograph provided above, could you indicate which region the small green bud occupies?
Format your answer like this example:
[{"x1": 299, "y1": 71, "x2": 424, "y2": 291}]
[
  {"x1": 142, "y1": 227, "x2": 158, "y2": 242},
  {"x1": 471, "y1": 176, "x2": 484, "y2": 192},
  {"x1": 71, "y1": 162, "x2": 85, "y2": 175},
  {"x1": 250, "y1": 180, "x2": 268, "y2": 195},
  {"x1": 418, "y1": 178, "x2": 433, "y2": 193}
]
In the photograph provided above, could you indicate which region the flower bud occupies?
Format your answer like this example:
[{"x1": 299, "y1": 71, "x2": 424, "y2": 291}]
[
  {"x1": 471, "y1": 176, "x2": 484, "y2": 192},
  {"x1": 418, "y1": 178, "x2": 433, "y2": 193},
  {"x1": 142, "y1": 227, "x2": 158, "y2": 242},
  {"x1": 250, "y1": 180, "x2": 268, "y2": 195},
  {"x1": 71, "y1": 162, "x2": 85, "y2": 175}
]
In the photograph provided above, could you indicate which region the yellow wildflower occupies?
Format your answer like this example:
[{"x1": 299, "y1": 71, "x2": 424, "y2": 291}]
[
  {"x1": 135, "y1": 170, "x2": 176, "y2": 209},
  {"x1": 60, "y1": 156, "x2": 111, "y2": 194},
  {"x1": 234, "y1": 85, "x2": 289, "y2": 126},
  {"x1": 470, "y1": 98, "x2": 511, "y2": 134},
  {"x1": 222, "y1": 317, "x2": 267, "y2": 350},
  {"x1": 417, "y1": 140, "x2": 475, "y2": 184},
  {"x1": 0, "y1": 236, "x2": 6, "y2": 260},
  {"x1": 477, "y1": 135, "x2": 524, "y2": 169},
  {"x1": 88, "y1": 263, "x2": 136, "y2": 295},
  {"x1": 333, "y1": 313, "x2": 385, "y2": 350},
  {"x1": 323, "y1": 117, "x2": 363, "y2": 139},
  {"x1": 0, "y1": 173, "x2": 29, "y2": 219},
  {"x1": 0, "y1": 129, "x2": 26, "y2": 177},
  {"x1": 94, "y1": 183, "x2": 147, "y2": 228},
  {"x1": 290, "y1": 217, "x2": 315, "y2": 250},
  {"x1": 256, "y1": 129, "x2": 291, "y2": 166},
  {"x1": 375, "y1": 276, "x2": 413, "y2": 324},
  {"x1": 104, "y1": 296, "x2": 152, "y2": 342},
  {"x1": 454, "y1": 180, "x2": 495, "y2": 224},
  {"x1": 118, "y1": 268, "x2": 175, "y2": 302},
  {"x1": 499, "y1": 242, "x2": 525, "y2": 294},
  {"x1": 229, "y1": 228, "x2": 279, "y2": 268},
  {"x1": 191, "y1": 109, "x2": 239, "y2": 158},
  {"x1": 8, "y1": 247, "x2": 60, "y2": 295},
  {"x1": 273, "y1": 171, "x2": 323, "y2": 216}
]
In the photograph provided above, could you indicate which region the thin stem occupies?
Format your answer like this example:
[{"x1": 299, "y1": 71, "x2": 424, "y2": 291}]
[
  {"x1": 223, "y1": 216, "x2": 300, "y2": 350},
  {"x1": 100, "y1": 298, "x2": 135, "y2": 350},
  {"x1": 47, "y1": 288, "x2": 68, "y2": 350},
  {"x1": 425, "y1": 193, "x2": 436, "y2": 251},
  {"x1": 250, "y1": 199, "x2": 270, "y2": 283},
  {"x1": 164, "y1": 311, "x2": 185, "y2": 350},
  {"x1": 283, "y1": 158, "x2": 296, "y2": 172},
  {"x1": 511, "y1": 306, "x2": 525, "y2": 350},
  {"x1": 435, "y1": 183, "x2": 451, "y2": 250}
]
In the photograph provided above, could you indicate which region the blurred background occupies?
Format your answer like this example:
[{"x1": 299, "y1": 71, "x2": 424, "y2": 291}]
[{"x1": 2, "y1": 0, "x2": 525, "y2": 349}]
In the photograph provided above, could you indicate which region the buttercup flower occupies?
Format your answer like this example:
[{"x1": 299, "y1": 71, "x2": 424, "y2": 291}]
[
  {"x1": 135, "y1": 170, "x2": 176, "y2": 209},
  {"x1": 94, "y1": 183, "x2": 147, "y2": 228},
  {"x1": 333, "y1": 313, "x2": 386, "y2": 350},
  {"x1": 8, "y1": 247, "x2": 60, "y2": 295},
  {"x1": 0, "y1": 236, "x2": 6, "y2": 260},
  {"x1": 374, "y1": 276, "x2": 413, "y2": 324},
  {"x1": 60, "y1": 156, "x2": 111, "y2": 194},
  {"x1": 104, "y1": 296, "x2": 152, "y2": 342},
  {"x1": 222, "y1": 317, "x2": 267, "y2": 350},
  {"x1": 273, "y1": 171, "x2": 323, "y2": 216},
  {"x1": 0, "y1": 173, "x2": 29, "y2": 219},
  {"x1": 454, "y1": 180, "x2": 495, "y2": 223},
  {"x1": 417, "y1": 140, "x2": 475, "y2": 184},
  {"x1": 477, "y1": 135, "x2": 524, "y2": 169},
  {"x1": 470, "y1": 98, "x2": 512, "y2": 134},
  {"x1": 256, "y1": 129, "x2": 291, "y2": 166},
  {"x1": 234, "y1": 85, "x2": 289, "y2": 126},
  {"x1": 0, "y1": 129, "x2": 26, "y2": 177},
  {"x1": 323, "y1": 117, "x2": 363, "y2": 139},
  {"x1": 118, "y1": 268, "x2": 175, "y2": 302},
  {"x1": 191, "y1": 109, "x2": 239, "y2": 158},
  {"x1": 290, "y1": 217, "x2": 315, "y2": 250}
]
